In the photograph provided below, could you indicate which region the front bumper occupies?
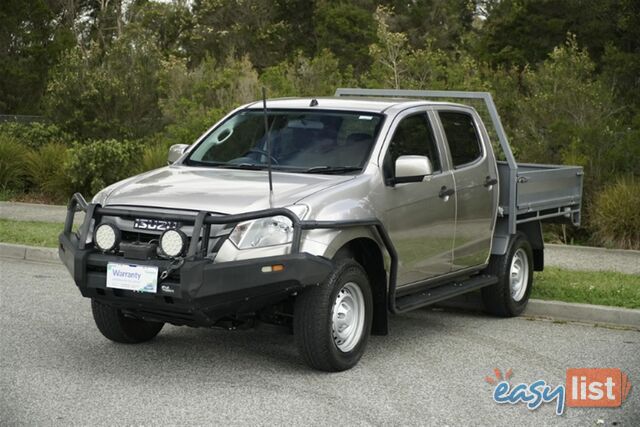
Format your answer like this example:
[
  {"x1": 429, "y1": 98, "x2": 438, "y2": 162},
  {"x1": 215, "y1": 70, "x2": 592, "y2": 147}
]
[
  {"x1": 60, "y1": 192, "x2": 399, "y2": 322},
  {"x1": 59, "y1": 231, "x2": 333, "y2": 326}
]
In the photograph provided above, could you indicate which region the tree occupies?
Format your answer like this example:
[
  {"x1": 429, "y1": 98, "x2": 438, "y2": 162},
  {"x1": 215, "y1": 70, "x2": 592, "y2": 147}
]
[
  {"x1": 368, "y1": 6, "x2": 408, "y2": 88},
  {"x1": 127, "y1": 0, "x2": 193, "y2": 57},
  {"x1": 313, "y1": 1, "x2": 377, "y2": 74},
  {"x1": 382, "y1": 0, "x2": 476, "y2": 51},
  {"x1": 0, "y1": 0, "x2": 75, "y2": 113},
  {"x1": 260, "y1": 50, "x2": 353, "y2": 97},
  {"x1": 476, "y1": 0, "x2": 639, "y2": 72},
  {"x1": 158, "y1": 55, "x2": 259, "y2": 145},
  {"x1": 44, "y1": 29, "x2": 165, "y2": 140},
  {"x1": 186, "y1": 0, "x2": 293, "y2": 69},
  {"x1": 507, "y1": 36, "x2": 638, "y2": 199},
  {"x1": 368, "y1": 6, "x2": 487, "y2": 92},
  {"x1": 599, "y1": 0, "x2": 640, "y2": 119}
]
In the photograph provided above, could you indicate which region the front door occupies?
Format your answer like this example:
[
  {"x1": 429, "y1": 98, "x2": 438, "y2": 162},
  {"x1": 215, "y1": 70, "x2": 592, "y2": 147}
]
[{"x1": 380, "y1": 110, "x2": 456, "y2": 286}]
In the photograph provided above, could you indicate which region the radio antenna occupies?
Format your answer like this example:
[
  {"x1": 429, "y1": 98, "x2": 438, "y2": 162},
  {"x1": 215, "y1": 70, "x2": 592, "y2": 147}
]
[{"x1": 262, "y1": 87, "x2": 274, "y2": 193}]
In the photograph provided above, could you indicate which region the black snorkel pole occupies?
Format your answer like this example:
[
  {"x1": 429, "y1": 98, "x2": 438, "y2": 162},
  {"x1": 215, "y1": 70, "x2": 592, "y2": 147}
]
[{"x1": 262, "y1": 87, "x2": 274, "y2": 194}]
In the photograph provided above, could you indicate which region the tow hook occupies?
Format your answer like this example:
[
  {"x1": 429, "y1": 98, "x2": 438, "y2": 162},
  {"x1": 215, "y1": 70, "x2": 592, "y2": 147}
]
[{"x1": 160, "y1": 258, "x2": 185, "y2": 281}]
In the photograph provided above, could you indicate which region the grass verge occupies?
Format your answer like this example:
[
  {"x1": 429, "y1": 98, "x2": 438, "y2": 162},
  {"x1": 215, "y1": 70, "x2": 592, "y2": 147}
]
[
  {"x1": 0, "y1": 218, "x2": 638, "y2": 309},
  {"x1": 533, "y1": 267, "x2": 640, "y2": 309},
  {"x1": 0, "y1": 219, "x2": 62, "y2": 248}
]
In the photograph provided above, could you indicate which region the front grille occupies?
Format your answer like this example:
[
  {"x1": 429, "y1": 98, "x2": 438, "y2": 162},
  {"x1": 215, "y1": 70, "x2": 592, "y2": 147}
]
[{"x1": 121, "y1": 230, "x2": 161, "y2": 244}]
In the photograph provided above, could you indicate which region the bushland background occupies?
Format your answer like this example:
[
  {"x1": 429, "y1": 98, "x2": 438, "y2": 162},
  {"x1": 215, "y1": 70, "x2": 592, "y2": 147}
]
[{"x1": 0, "y1": 0, "x2": 638, "y2": 249}]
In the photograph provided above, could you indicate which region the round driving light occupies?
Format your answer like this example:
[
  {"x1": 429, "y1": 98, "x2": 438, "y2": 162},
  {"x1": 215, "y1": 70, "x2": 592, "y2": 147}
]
[
  {"x1": 160, "y1": 229, "x2": 187, "y2": 257},
  {"x1": 94, "y1": 223, "x2": 120, "y2": 252}
]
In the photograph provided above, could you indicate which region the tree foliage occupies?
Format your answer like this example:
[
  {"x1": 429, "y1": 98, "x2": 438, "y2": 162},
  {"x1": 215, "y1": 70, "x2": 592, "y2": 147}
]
[
  {"x1": 314, "y1": 2, "x2": 377, "y2": 74},
  {"x1": 261, "y1": 50, "x2": 353, "y2": 97},
  {"x1": 0, "y1": 0, "x2": 75, "y2": 113},
  {"x1": 384, "y1": 0, "x2": 475, "y2": 51},
  {"x1": 159, "y1": 55, "x2": 259, "y2": 145},
  {"x1": 45, "y1": 30, "x2": 165, "y2": 140},
  {"x1": 505, "y1": 37, "x2": 639, "y2": 203}
]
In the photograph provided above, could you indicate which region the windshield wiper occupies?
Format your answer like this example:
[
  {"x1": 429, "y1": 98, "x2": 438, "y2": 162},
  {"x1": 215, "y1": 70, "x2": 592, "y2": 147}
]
[
  {"x1": 185, "y1": 159, "x2": 227, "y2": 167},
  {"x1": 186, "y1": 159, "x2": 266, "y2": 170},
  {"x1": 217, "y1": 163, "x2": 266, "y2": 170},
  {"x1": 302, "y1": 166, "x2": 362, "y2": 174}
]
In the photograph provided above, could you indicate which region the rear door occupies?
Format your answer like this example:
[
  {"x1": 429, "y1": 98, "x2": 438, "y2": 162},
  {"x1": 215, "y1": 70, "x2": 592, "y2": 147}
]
[
  {"x1": 434, "y1": 109, "x2": 498, "y2": 270},
  {"x1": 378, "y1": 108, "x2": 456, "y2": 286}
]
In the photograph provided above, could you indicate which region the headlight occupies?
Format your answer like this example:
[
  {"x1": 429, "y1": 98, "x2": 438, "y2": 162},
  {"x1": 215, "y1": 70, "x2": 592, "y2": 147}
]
[
  {"x1": 229, "y1": 205, "x2": 307, "y2": 250},
  {"x1": 94, "y1": 223, "x2": 120, "y2": 252},
  {"x1": 160, "y1": 229, "x2": 187, "y2": 257}
]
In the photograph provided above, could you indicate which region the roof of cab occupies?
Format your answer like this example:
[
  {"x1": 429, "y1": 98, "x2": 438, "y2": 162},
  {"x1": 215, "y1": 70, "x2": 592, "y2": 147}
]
[{"x1": 244, "y1": 97, "x2": 466, "y2": 114}]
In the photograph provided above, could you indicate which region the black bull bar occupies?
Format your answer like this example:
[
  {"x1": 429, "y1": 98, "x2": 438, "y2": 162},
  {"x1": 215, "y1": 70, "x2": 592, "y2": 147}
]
[{"x1": 62, "y1": 193, "x2": 401, "y2": 313}]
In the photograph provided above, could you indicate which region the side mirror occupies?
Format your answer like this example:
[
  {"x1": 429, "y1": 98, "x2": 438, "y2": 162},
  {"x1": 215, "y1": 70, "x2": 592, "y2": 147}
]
[
  {"x1": 167, "y1": 144, "x2": 189, "y2": 164},
  {"x1": 393, "y1": 155, "x2": 433, "y2": 184}
]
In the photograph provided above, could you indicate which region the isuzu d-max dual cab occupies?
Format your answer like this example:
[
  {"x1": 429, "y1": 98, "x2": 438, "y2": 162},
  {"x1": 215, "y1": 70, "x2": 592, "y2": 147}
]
[{"x1": 59, "y1": 89, "x2": 583, "y2": 371}]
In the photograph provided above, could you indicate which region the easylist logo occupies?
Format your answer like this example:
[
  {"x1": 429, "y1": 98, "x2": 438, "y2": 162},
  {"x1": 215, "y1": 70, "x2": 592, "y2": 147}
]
[
  {"x1": 566, "y1": 368, "x2": 631, "y2": 408},
  {"x1": 487, "y1": 368, "x2": 632, "y2": 415}
]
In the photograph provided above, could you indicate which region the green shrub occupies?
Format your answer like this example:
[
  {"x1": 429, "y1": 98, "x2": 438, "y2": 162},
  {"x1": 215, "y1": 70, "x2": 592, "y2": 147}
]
[
  {"x1": 139, "y1": 142, "x2": 170, "y2": 173},
  {"x1": 66, "y1": 139, "x2": 143, "y2": 196},
  {"x1": 0, "y1": 187, "x2": 19, "y2": 201},
  {"x1": 0, "y1": 122, "x2": 73, "y2": 149},
  {"x1": 591, "y1": 177, "x2": 640, "y2": 250},
  {"x1": 0, "y1": 136, "x2": 27, "y2": 191},
  {"x1": 24, "y1": 142, "x2": 72, "y2": 202},
  {"x1": 162, "y1": 108, "x2": 222, "y2": 147}
]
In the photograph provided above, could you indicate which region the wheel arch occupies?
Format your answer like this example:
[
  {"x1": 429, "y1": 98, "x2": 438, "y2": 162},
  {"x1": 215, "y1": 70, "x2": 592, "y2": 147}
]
[
  {"x1": 333, "y1": 237, "x2": 388, "y2": 336},
  {"x1": 492, "y1": 219, "x2": 543, "y2": 271},
  {"x1": 516, "y1": 221, "x2": 544, "y2": 271}
]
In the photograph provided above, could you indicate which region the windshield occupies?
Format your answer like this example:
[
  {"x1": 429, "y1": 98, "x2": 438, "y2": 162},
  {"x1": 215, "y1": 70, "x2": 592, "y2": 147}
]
[{"x1": 185, "y1": 109, "x2": 383, "y2": 173}]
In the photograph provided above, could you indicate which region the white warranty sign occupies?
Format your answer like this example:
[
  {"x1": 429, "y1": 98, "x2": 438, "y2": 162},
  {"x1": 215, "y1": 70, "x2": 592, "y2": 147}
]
[{"x1": 106, "y1": 262, "x2": 158, "y2": 293}]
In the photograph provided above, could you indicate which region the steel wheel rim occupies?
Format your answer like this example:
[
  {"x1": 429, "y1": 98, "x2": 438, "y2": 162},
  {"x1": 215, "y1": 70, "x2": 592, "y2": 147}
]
[
  {"x1": 510, "y1": 248, "x2": 529, "y2": 302},
  {"x1": 331, "y1": 282, "x2": 365, "y2": 353}
]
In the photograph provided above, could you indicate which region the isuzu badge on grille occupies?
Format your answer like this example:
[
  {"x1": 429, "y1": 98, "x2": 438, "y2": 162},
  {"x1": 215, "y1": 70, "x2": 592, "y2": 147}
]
[{"x1": 133, "y1": 219, "x2": 180, "y2": 231}]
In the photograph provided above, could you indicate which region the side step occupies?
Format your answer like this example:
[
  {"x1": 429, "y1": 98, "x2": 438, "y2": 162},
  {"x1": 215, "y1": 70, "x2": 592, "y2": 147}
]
[{"x1": 394, "y1": 274, "x2": 498, "y2": 313}]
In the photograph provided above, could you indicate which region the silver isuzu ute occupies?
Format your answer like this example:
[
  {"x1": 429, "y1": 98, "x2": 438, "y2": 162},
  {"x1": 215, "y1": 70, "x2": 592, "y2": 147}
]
[{"x1": 59, "y1": 88, "x2": 583, "y2": 371}]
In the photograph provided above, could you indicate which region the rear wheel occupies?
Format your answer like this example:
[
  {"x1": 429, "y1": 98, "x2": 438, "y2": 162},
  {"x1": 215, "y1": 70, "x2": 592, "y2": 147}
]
[
  {"x1": 482, "y1": 232, "x2": 533, "y2": 317},
  {"x1": 91, "y1": 299, "x2": 164, "y2": 343},
  {"x1": 294, "y1": 259, "x2": 373, "y2": 372}
]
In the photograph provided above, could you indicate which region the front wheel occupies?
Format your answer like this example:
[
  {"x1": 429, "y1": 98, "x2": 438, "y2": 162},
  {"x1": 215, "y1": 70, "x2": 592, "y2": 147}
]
[
  {"x1": 91, "y1": 299, "x2": 164, "y2": 343},
  {"x1": 294, "y1": 259, "x2": 373, "y2": 372},
  {"x1": 482, "y1": 232, "x2": 533, "y2": 317}
]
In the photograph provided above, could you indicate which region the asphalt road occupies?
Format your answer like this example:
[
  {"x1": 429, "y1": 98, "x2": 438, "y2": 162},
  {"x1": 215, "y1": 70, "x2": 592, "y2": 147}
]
[{"x1": 1, "y1": 258, "x2": 638, "y2": 426}]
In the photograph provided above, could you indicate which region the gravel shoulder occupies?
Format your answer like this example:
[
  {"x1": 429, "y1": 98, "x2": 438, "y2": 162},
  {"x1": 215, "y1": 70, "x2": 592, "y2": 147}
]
[
  {"x1": 545, "y1": 244, "x2": 640, "y2": 275},
  {"x1": 0, "y1": 201, "x2": 70, "y2": 223}
]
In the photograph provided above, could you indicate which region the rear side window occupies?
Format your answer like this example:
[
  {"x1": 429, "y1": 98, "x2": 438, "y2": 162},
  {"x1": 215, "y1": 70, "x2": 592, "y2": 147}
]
[{"x1": 439, "y1": 112, "x2": 482, "y2": 168}]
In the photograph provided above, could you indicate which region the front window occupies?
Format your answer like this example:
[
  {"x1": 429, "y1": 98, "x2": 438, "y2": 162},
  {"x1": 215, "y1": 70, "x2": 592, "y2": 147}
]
[
  {"x1": 385, "y1": 113, "x2": 442, "y2": 173},
  {"x1": 186, "y1": 110, "x2": 384, "y2": 173}
]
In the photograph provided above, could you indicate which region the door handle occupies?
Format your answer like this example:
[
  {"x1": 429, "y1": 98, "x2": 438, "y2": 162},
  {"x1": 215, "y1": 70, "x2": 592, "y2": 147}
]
[
  {"x1": 439, "y1": 186, "x2": 455, "y2": 198},
  {"x1": 484, "y1": 176, "x2": 498, "y2": 187}
]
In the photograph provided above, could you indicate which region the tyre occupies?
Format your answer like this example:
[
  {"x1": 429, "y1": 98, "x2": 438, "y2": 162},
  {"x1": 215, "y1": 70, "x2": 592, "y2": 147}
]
[
  {"x1": 294, "y1": 259, "x2": 373, "y2": 372},
  {"x1": 91, "y1": 299, "x2": 164, "y2": 343},
  {"x1": 482, "y1": 232, "x2": 533, "y2": 317}
]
